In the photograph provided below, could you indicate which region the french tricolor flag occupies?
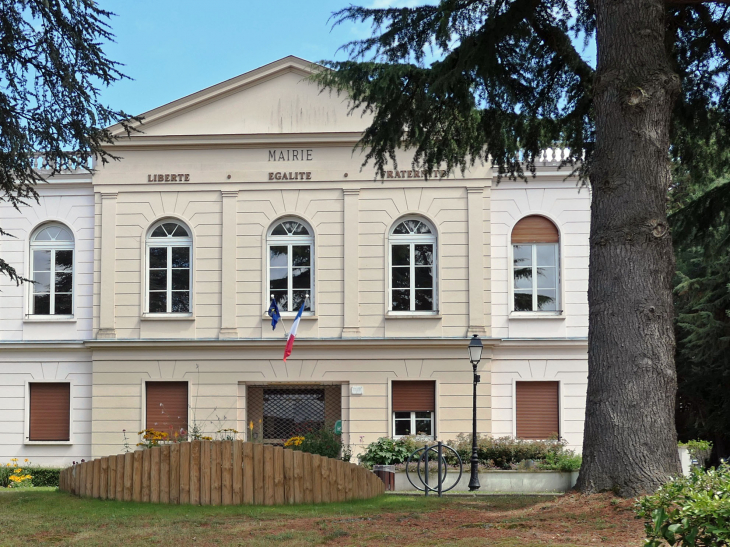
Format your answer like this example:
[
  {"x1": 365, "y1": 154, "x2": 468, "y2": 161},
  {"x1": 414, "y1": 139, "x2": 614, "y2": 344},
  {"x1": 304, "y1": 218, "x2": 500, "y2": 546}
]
[{"x1": 283, "y1": 302, "x2": 305, "y2": 362}]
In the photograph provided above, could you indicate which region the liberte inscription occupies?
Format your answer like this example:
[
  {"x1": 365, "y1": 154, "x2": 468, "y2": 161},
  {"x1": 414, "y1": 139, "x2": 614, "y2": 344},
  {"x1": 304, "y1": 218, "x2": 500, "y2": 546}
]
[
  {"x1": 268, "y1": 149, "x2": 313, "y2": 161},
  {"x1": 148, "y1": 173, "x2": 190, "y2": 182}
]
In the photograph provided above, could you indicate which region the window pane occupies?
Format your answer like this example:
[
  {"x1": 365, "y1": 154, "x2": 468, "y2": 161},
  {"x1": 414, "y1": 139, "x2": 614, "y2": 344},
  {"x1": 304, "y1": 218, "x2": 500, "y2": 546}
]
[
  {"x1": 513, "y1": 245, "x2": 532, "y2": 267},
  {"x1": 536, "y1": 244, "x2": 557, "y2": 266},
  {"x1": 415, "y1": 412, "x2": 431, "y2": 419},
  {"x1": 404, "y1": 220, "x2": 421, "y2": 233},
  {"x1": 537, "y1": 290, "x2": 557, "y2": 311},
  {"x1": 514, "y1": 267, "x2": 533, "y2": 289},
  {"x1": 271, "y1": 223, "x2": 287, "y2": 236},
  {"x1": 172, "y1": 269, "x2": 190, "y2": 291},
  {"x1": 392, "y1": 222, "x2": 409, "y2": 235},
  {"x1": 55, "y1": 272, "x2": 72, "y2": 293},
  {"x1": 55, "y1": 294, "x2": 72, "y2": 315},
  {"x1": 291, "y1": 223, "x2": 309, "y2": 235},
  {"x1": 415, "y1": 266, "x2": 432, "y2": 289},
  {"x1": 391, "y1": 245, "x2": 410, "y2": 266},
  {"x1": 292, "y1": 267, "x2": 310, "y2": 289},
  {"x1": 414, "y1": 244, "x2": 433, "y2": 265},
  {"x1": 269, "y1": 245, "x2": 288, "y2": 267},
  {"x1": 292, "y1": 291, "x2": 310, "y2": 312},
  {"x1": 394, "y1": 412, "x2": 411, "y2": 419},
  {"x1": 392, "y1": 289, "x2": 410, "y2": 311},
  {"x1": 151, "y1": 225, "x2": 167, "y2": 238},
  {"x1": 171, "y1": 224, "x2": 189, "y2": 237},
  {"x1": 33, "y1": 250, "x2": 51, "y2": 271},
  {"x1": 149, "y1": 247, "x2": 167, "y2": 268},
  {"x1": 33, "y1": 294, "x2": 50, "y2": 315},
  {"x1": 149, "y1": 269, "x2": 167, "y2": 291},
  {"x1": 415, "y1": 418, "x2": 432, "y2": 436},
  {"x1": 171, "y1": 291, "x2": 190, "y2": 313},
  {"x1": 416, "y1": 222, "x2": 432, "y2": 234},
  {"x1": 391, "y1": 267, "x2": 410, "y2": 288},
  {"x1": 149, "y1": 292, "x2": 167, "y2": 313},
  {"x1": 272, "y1": 291, "x2": 288, "y2": 311},
  {"x1": 171, "y1": 247, "x2": 190, "y2": 268},
  {"x1": 536, "y1": 267, "x2": 556, "y2": 289},
  {"x1": 394, "y1": 418, "x2": 412, "y2": 436},
  {"x1": 32, "y1": 272, "x2": 51, "y2": 293},
  {"x1": 269, "y1": 268, "x2": 288, "y2": 290},
  {"x1": 162, "y1": 222, "x2": 179, "y2": 236},
  {"x1": 514, "y1": 291, "x2": 533, "y2": 312},
  {"x1": 292, "y1": 245, "x2": 310, "y2": 267},
  {"x1": 55, "y1": 250, "x2": 73, "y2": 272},
  {"x1": 415, "y1": 289, "x2": 434, "y2": 311}
]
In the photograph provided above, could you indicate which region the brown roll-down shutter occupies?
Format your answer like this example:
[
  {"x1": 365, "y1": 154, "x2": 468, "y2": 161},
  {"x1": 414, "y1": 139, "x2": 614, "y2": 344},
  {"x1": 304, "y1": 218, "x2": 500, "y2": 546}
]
[
  {"x1": 146, "y1": 382, "x2": 188, "y2": 435},
  {"x1": 29, "y1": 383, "x2": 70, "y2": 441},
  {"x1": 516, "y1": 381, "x2": 559, "y2": 440},
  {"x1": 392, "y1": 381, "x2": 435, "y2": 412},
  {"x1": 512, "y1": 215, "x2": 559, "y2": 244}
]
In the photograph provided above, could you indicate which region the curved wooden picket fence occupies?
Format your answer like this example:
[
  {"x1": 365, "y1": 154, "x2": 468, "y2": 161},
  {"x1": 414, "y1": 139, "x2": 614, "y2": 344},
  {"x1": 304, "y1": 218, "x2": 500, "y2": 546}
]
[{"x1": 58, "y1": 440, "x2": 384, "y2": 505}]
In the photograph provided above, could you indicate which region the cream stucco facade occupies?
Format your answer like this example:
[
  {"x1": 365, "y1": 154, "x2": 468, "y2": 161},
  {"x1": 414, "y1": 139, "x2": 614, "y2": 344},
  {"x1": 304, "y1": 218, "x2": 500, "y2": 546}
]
[{"x1": 0, "y1": 57, "x2": 589, "y2": 466}]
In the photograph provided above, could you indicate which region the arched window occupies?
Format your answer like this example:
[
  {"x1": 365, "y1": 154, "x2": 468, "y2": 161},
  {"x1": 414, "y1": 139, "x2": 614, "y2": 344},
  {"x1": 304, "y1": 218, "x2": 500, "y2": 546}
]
[
  {"x1": 268, "y1": 219, "x2": 313, "y2": 313},
  {"x1": 389, "y1": 218, "x2": 436, "y2": 312},
  {"x1": 146, "y1": 220, "x2": 192, "y2": 314},
  {"x1": 29, "y1": 223, "x2": 74, "y2": 315},
  {"x1": 511, "y1": 215, "x2": 560, "y2": 312}
]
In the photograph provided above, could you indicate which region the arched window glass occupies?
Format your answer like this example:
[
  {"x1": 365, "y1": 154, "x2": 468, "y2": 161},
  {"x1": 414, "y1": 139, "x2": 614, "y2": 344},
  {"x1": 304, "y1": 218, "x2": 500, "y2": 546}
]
[
  {"x1": 389, "y1": 218, "x2": 436, "y2": 311},
  {"x1": 268, "y1": 219, "x2": 313, "y2": 312},
  {"x1": 511, "y1": 215, "x2": 560, "y2": 312},
  {"x1": 29, "y1": 223, "x2": 74, "y2": 315},
  {"x1": 146, "y1": 220, "x2": 192, "y2": 314}
]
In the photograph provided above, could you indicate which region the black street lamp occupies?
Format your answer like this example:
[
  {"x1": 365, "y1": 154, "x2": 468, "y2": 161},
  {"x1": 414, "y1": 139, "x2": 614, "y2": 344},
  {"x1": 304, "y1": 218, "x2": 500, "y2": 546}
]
[{"x1": 467, "y1": 334, "x2": 483, "y2": 491}]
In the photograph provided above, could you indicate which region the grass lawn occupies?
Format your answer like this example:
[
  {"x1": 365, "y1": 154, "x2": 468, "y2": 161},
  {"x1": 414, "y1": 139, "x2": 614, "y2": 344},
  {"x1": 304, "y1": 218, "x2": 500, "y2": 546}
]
[{"x1": 0, "y1": 488, "x2": 645, "y2": 546}]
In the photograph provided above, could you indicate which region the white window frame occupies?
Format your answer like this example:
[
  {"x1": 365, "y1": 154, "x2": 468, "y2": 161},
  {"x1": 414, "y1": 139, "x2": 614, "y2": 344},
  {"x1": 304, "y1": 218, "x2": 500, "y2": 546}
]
[
  {"x1": 28, "y1": 223, "x2": 75, "y2": 317},
  {"x1": 145, "y1": 220, "x2": 193, "y2": 315},
  {"x1": 388, "y1": 217, "x2": 438, "y2": 313},
  {"x1": 24, "y1": 379, "x2": 74, "y2": 445},
  {"x1": 266, "y1": 218, "x2": 315, "y2": 315},
  {"x1": 392, "y1": 411, "x2": 435, "y2": 439},
  {"x1": 511, "y1": 242, "x2": 561, "y2": 313}
]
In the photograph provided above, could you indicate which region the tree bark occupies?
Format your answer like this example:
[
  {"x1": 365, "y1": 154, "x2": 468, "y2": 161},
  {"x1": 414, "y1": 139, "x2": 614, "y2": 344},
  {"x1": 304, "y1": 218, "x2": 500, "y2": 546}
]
[{"x1": 575, "y1": 0, "x2": 682, "y2": 496}]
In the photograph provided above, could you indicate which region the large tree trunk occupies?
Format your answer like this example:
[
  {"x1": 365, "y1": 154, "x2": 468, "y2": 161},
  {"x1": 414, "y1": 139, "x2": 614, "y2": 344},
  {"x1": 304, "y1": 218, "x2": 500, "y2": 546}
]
[{"x1": 575, "y1": 0, "x2": 682, "y2": 496}]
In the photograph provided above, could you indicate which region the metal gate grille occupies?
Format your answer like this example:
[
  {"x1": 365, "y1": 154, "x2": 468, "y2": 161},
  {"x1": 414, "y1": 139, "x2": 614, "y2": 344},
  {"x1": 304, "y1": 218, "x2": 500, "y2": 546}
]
[{"x1": 246, "y1": 385, "x2": 341, "y2": 443}]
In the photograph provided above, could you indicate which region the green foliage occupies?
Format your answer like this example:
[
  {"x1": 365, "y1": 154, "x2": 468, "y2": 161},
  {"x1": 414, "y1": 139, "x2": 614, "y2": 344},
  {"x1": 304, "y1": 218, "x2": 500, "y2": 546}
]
[
  {"x1": 0, "y1": 0, "x2": 138, "y2": 282},
  {"x1": 636, "y1": 465, "x2": 730, "y2": 546},
  {"x1": 29, "y1": 469, "x2": 59, "y2": 488},
  {"x1": 359, "y1": 434, "x2": 580, "y2": 470},
  {"x1": 358, "y1": 437, "x2": 412, "y2": 466},
  {"x1": 292, "y1": 425, "x2": 345, "y2": 460}
]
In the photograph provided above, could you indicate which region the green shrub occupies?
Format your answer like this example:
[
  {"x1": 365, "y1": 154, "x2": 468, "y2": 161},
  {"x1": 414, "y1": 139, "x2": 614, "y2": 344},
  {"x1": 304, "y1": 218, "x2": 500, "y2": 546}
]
[
  {"x1": 679, "y1": 439, "x2": 713, "y2": 468},
  {"x1": 30, "y1": 468, "x2": 60, "y2": 487},
  {"x1": 636, "y1": 464, "x2": 730, "y2": 546},
  {"x1": 291, "y1": 425, "x2": 344, "y2": 460},
  {"x1": 536, "y1": 451, "x2": 582, "y2": 472},
  {"x1": 445, "y1": 433, "x2": 570, "y2": 469},
  {"x1": 358, "y1": 437, "x2": 412, "y2": 467}
]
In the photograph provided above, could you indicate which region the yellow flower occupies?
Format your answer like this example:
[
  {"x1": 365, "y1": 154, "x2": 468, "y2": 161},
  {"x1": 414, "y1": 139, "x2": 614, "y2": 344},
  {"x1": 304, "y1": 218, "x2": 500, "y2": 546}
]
[{"x1": 24, "y1": 459, "x2": 28, "y2": 463}]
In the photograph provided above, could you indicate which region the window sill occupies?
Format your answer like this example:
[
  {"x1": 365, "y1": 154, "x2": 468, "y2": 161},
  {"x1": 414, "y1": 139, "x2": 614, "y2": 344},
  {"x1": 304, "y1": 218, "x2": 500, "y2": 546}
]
[
  {"x1": 23, "y1": 316, "x2": 76, "y2": 323},
  {"x1": 509, "y1": 312, "x2": 565, "y2": 320},
  {"x1": 141, "y1": 314, "x2": 195, "y2": 321},
  {"x1": 24, "y1": 440, "x2": 73, "y2": 445},
  {"x1": 261, "y1": 312, "x2": 317, "y2": 321},
  {"x1": 385, "y1": 311, "x2": 441, "y2": 319}
]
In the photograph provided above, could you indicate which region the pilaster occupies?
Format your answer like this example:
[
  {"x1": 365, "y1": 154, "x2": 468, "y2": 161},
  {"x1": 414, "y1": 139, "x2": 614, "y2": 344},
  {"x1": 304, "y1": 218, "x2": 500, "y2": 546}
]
[
  {"x1": 97, "y1": 192, "x2": 117, "y2": 339},
  {"x1": 342, "y1": 189, "x2": 360, "y2": 338},
  {"x1": 467, "y1": 186, "x2": 487, "y2": 336},
  {"x1": 219, "y1": 190, "x2": 239, "y2": 339}
]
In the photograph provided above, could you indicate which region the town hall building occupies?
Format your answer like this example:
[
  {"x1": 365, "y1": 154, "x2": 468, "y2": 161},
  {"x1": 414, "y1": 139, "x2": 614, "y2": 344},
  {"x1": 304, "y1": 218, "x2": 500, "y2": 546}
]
[{"x1": 0, "y1": 57, "x2": 590, "y2": 466}]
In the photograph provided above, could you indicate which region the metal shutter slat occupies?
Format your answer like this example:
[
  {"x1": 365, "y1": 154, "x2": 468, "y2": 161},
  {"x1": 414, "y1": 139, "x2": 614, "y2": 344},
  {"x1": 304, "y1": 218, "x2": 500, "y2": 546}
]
[
  {"x1": 516, "y1": 382, "x2": 559, "y2": 440},
  {"x1": 512, "y1": 216, "x2": 559, "y2": 243},
  {"x1": 392, "y1": 381, "x2": 435, "y2": 412},
  {"x1": 146, "y1": 382, "x2": 188, "y2": 436}
]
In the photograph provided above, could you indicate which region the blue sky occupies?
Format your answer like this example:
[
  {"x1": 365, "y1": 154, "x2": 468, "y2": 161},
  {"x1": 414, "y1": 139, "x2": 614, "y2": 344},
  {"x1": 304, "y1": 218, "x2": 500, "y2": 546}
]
[{"x1": 99, "y1": 0, "x2": 384, "y2": 116}]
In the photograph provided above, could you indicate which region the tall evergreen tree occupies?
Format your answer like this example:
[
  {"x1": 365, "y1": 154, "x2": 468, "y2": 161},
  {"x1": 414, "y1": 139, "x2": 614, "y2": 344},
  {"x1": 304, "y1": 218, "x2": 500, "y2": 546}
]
[
  {"x1": 0, "y1": 0, "x2": 136, "y2": 283},
  {"x1": 313, "y1": 0, "x2": 730, "y2": 495}
]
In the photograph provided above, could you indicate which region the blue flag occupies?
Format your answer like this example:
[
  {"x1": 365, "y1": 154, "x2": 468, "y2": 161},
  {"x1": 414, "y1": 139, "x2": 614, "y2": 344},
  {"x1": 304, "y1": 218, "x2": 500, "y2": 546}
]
[{"x1": 267, "y1": 297, "x2": 281, "y2": 330}]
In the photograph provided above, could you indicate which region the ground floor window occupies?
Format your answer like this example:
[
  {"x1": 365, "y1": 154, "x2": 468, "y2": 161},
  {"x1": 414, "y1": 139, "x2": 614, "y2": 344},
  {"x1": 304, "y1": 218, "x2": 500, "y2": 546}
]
[
  {"x1": 145, "y1": 381, "x2": 188, "y2": 437},
  {"x1": 246, "y1": 384, "x2": 342, "y2": 444},
  {"x1": 391, "y1": 380, "x2": 435, "y2": 438},
  {"x1": 515, "y1": 381, "x2": 559, "y2": 440},
  {"x1": 28, "y1": 382, "x2": 70, "y2": 441}
]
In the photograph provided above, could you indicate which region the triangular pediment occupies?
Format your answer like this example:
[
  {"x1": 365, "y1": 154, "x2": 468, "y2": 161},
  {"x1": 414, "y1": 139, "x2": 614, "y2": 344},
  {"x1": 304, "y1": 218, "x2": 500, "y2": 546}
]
[{"x1": 110, "y1": 56, "x2": 372, "y2": 138}]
